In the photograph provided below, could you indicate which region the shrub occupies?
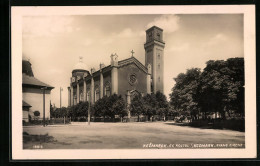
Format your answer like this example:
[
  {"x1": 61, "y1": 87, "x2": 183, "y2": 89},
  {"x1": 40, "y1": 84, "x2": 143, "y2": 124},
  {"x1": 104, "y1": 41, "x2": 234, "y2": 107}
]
[{"x1": 34, "y1": 110, "x2": 40, "y2": 117}]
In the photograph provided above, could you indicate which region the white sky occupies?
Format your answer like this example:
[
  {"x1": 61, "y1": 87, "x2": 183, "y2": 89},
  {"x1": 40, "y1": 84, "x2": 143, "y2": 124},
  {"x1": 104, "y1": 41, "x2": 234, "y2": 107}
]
[{"x1": 22, "y1": 14, "x2": 244, "y2": 107}]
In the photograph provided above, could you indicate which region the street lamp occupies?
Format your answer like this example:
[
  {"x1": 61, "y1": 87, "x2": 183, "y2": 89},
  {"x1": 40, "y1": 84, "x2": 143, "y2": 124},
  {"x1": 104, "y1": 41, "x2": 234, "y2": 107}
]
[{"x1": 41, "y1": 86, "x2": 48, "y2": 127}]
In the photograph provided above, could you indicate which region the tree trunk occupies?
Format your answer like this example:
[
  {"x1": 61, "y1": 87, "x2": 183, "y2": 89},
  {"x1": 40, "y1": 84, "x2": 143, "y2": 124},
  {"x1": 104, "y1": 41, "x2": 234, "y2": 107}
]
[
  {"x1": 138, "y1": 115, "x2": 140, "y2": 122},
  {"x1": 222, "y1": 106, "x2": 226, "y2": 120}
]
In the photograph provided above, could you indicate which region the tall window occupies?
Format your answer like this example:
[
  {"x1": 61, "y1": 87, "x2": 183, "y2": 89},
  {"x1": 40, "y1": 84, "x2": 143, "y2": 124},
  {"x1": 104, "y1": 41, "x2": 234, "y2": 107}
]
[
  {"x1": 158, "y1": 54, "x2": 160, "y2": 59},
  {"x1": 158, "y1": 63, "x2": 160, "y2": 69},
  {"x1": 80, "y1": 90, "x2": 83, "y2": 102},
  {"x1": 73, "y1": 95, "x2": 77, "y2": 105},
  {"x1": 158, "y1": 76, "x2": 160, "y2": 82},
  {"x1": 86, "y1": 91, "x2": 90, "y2": 102},
  {"x1": 95, "y1": 88, "x2": 100, "y2": 102},
  {"x1": 105, "y1": 85, "x2": 111, "y2": 97}
]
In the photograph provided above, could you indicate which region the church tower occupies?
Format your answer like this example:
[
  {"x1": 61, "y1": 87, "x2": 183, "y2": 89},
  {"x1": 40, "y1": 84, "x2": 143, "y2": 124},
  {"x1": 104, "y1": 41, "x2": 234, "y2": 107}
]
[{"x1": 144, "y1": 26, "x2": 165, "y2": 93}]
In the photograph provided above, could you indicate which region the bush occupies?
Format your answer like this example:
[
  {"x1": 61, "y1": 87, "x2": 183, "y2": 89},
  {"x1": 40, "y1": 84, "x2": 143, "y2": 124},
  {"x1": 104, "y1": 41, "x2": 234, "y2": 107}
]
[
  {"x1": 34, "y1": 111, "x2": 40, "y2": 117},
  {"x1": 188, "y1": 119, "x2": 244, "y2": 131}
]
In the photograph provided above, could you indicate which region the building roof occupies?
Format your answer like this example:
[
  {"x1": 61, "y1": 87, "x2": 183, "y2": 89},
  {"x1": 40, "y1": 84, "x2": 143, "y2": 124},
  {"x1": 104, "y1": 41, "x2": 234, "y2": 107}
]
[
  {"x1": 146, "y1": 25, "x2": 163, "y2": 32},
  {"x1": 23, "y1": 73, "x2": 54, "y2": 89},
  {"x1": 22, "y1": 100, "x2": 31, "y2": 107}
]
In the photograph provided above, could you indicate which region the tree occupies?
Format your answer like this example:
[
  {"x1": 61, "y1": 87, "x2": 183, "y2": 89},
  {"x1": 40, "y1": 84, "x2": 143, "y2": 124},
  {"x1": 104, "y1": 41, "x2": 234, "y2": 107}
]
[
  {"x1": 155, "y1": 91, "x2": 169, "y2": 120},
  {"x1": 105, "y1": 94, "x2": 119, "y2": 119},
  {"x1": 77, "y1": 102, "x2": 89, "y2": 118},
  {"x1": 93, "y1": 94, "x2": 127, "y2": 122},
  {"x1": 50, "y1": 102, "x2": 55, "y2": 118},
  {"x1": 112, "y1": 96, "x2": 127, "y2": 122},
  {"x1": 93, "y1": 96, "x2": 108, "y2": 120},
  {"x1": 170, "y1": 68, "x2": 201, "y2": 121},
  {"x1": 130, "y1": 95, "x2": 144, "y2": 122},
  {"x1": 196, "y1": 58, "x2": 244, "y2": 119},
  {"x1": 33, "y1": 110, "x2": 40, "y2": 120},
  {"x1": 142, "y1": 93, "x2": 157, "y2": 121}
]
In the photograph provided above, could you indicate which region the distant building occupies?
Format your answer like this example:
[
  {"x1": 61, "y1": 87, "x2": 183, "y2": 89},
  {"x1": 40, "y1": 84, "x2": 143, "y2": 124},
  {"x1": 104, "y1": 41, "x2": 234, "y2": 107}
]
[
  {"x1": 22, "y1": 59, "x2": 54, "y2": 122},
  {"x1": 68, "y1": 26, "x2": 165, "y2": 117}
]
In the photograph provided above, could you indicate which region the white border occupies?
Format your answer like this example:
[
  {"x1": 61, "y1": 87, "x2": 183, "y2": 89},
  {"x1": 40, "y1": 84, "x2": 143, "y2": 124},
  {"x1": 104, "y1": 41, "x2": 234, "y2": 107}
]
[{"x1": 11, "y1": 5, "x2": 256, "y2": 159}]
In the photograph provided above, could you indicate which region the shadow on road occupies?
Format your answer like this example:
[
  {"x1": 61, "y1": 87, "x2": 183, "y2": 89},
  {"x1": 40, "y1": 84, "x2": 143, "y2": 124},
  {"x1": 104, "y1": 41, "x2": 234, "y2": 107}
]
[{"x1": 164, "y1": 121, "x2": 245, "y2": 132}]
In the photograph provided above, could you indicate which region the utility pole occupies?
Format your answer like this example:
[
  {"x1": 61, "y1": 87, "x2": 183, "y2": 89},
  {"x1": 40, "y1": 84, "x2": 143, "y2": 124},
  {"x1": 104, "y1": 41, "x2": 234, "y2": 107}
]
[
  {"x1": 88, "y1": 101, "x2": 91, "y2": 125},
  {"x1": 41, "y1": 86, "x2": 47, "y2": 127},
  {"x1": 60, "y1": 87, "x2": 63, "y2": 108}
]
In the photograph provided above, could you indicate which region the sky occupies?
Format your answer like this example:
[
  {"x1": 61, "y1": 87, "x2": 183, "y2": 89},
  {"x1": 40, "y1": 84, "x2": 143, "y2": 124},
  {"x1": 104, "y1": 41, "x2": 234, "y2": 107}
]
[{"x1": 22, "y1": 14, "x2": 244, "y2": 107}]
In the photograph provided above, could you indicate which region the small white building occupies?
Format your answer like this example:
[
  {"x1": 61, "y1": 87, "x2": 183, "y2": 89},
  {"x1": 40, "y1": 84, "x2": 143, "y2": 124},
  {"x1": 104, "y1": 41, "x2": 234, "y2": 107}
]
[{"x1": 22, "y1": 59, "x2": 54, "y2": 122}]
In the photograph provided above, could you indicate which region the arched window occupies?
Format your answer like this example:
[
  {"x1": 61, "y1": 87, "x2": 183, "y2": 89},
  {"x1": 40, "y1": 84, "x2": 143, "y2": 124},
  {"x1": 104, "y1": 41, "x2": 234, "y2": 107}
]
[
  {"x1": 158, "y1": 54, "x2": 160, "y2": 59},
  {"x1": 95, "y1": 87, "x2": 100, "y2": 102},
  {"x1": 158, "y1": 63, "x2": 160, "y2": 69},
  {"x1": 158, "y1": 76, "x2": 160, "y2": 82}
]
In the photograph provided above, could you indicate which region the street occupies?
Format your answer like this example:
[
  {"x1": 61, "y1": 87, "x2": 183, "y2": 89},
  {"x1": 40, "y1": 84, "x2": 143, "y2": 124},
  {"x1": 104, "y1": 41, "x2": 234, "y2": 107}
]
[{"x1": 23, "y1": 122, "x2": 245, "y2": 149}]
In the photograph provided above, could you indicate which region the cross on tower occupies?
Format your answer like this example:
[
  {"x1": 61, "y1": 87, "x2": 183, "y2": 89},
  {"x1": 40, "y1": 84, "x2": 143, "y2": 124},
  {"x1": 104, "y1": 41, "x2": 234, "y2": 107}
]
[
  {"x1": 131, "y1": 50, "x2": 135, "y2": 57},
  {"x1": 79, "y1": 56, "x2": 83, "y2": 62}
]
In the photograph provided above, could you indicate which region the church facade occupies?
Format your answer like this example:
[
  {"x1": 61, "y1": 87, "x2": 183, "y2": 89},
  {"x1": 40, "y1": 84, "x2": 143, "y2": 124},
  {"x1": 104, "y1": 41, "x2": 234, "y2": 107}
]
[{"x1": 68, "y1": 26, "x2": 165, "y2": 117}]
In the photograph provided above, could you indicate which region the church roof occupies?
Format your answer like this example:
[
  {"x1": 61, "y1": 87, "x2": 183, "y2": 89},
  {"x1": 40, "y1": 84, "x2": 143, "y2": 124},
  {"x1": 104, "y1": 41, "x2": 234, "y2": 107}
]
[
  {"x1": 72, "y1": 56, "x2": 88, "y2": 72},
  {"x1": 23, "y1": 73, "x2": 54, "y2": 89}
]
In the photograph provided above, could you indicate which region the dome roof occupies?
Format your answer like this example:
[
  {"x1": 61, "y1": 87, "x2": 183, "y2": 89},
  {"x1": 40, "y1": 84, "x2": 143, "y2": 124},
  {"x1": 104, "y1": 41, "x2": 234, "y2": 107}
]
[{"x1": 73, "y1": 56, "x2": 88, "y2": 71}]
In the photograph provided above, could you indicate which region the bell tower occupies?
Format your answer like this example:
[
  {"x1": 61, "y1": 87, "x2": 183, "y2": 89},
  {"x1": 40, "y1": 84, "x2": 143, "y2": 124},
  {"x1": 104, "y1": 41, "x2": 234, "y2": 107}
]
[{"x1": 144, "y1": 26, "x2": 165, "y2": 93}]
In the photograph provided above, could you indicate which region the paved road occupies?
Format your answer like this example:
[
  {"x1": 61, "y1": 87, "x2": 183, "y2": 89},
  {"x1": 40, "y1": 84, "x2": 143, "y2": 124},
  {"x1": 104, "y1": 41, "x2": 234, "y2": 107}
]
[{"x1": 23, "y1": 122, "x2": 245, "y2": 149}]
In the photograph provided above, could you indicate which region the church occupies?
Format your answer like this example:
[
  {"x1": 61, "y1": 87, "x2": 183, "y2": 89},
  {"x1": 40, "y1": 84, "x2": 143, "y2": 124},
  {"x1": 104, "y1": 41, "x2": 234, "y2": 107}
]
[{"x1": 68, "y1": 26, "x2": 165, "y2": 118}]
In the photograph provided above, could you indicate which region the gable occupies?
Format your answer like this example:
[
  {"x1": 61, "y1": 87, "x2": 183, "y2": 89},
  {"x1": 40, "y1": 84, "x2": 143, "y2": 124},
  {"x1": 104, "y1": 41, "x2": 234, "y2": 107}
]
[{"x1": 118, "y1": 57, "x2": 148, "y2": 74}]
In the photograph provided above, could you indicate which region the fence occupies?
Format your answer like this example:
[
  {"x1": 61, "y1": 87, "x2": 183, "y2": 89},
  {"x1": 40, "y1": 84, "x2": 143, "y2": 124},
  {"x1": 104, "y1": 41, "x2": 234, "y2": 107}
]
[
  {"x1": 23, "y1": 117, "x2": 71, "y2": 126},
  {"x1": 70, "y1": 116, "x2": 172, "y2": 123}
]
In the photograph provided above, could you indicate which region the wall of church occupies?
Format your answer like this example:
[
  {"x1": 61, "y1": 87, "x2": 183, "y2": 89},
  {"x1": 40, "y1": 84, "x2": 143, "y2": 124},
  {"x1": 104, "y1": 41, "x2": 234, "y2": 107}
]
[
  {"x1": 117, "y1": 64, "x2": 147, "y2": 100},
  {"x1": 155, "y1": 47, "x2": 164, "y2": 93},
  {"x1": 22, "y1": 87, "x2": 51, "y2": 120}
]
